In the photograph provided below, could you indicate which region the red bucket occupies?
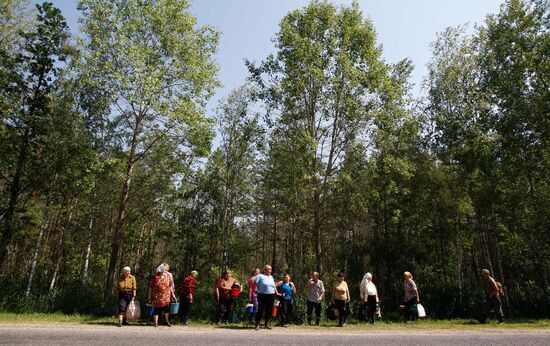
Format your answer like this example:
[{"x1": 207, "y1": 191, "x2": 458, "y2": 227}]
[{"x1": 231, "y1": 288, "x2": 240, "y2": 297}]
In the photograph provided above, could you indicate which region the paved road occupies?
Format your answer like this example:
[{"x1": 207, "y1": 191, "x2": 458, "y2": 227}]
[{"x1": 0, "y1": 324, "x2": 549, "y2": 345}]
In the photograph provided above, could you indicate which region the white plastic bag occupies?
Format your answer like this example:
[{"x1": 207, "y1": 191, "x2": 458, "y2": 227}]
[
  {"x1": 126, "y1": 300, "x2": 141, "y2": 321},
  {"x1": 416, "y1": 303, "x2": 426, "y2": 318}
]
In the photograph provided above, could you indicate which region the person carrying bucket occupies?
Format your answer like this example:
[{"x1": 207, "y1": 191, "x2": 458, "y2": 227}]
[
  {"x1": 253, "y1": 265, "x2": 276, "y2": 331},
  {"x1": 148, "y1": 263, "x2": 177, "y2": 327},
  {"x1": 275, "y1": 274, "x2": 296, "y2": 327},
  {"x1": 179, "y1": 270, "x2": 198, "y2": 326},
  {"x1": 214, "y1": 270, "x2": 241, "y2": 325}
]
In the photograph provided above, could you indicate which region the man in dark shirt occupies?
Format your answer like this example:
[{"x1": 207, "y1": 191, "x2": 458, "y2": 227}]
[
  {"x1": 179, "y1": 270, "x2": 198, "y2": 325},
  {"x1": 478, "y1": 269, "x2": 504, "y2": 324}
]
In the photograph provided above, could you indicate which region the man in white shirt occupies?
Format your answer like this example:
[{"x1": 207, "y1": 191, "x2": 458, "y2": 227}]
[{"x1": 306, "y1": 271, "x2": 325, "y2": 326}]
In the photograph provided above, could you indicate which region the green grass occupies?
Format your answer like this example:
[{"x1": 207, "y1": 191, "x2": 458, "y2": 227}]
[
  {"x1": 0, "y1": 312, "x2": 548, "y2": 330},
  {"x1": 0, "y1": 312, "x2": 112, "y2": 324}
]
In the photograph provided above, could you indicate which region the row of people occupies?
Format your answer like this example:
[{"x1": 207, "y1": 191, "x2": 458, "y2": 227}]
[
  {"x1": 116, "y1": 264, "x2": 504, "y2": 327},
  {"x1": 247, "y1": 266, "x2": 380, "y2": 328}
]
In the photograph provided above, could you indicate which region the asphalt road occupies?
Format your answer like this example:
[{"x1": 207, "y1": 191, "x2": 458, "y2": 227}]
[{"x1": 0, "y1": 324, "x2": 549, "y2": 346}]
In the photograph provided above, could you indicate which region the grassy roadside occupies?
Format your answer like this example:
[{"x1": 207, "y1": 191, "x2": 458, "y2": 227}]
[
  {"x1": 0, "y1": 312, "x2": 113, "y2": 324},
  {"x1": 0, "y1": 312, "x2": 549, "y2": 330}
]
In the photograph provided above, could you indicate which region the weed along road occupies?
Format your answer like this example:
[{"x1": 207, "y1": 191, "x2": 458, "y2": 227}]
[{"x1": 0, "y1": 324, "x2": 549, "y2": 346}]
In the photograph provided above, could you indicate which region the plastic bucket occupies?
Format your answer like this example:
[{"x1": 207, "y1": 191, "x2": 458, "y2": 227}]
[
  {"x1": 246, "y1": 304, "x2": 254, "y2": 314},
  {"x1": 170, "y1": 302, "x2": 180, "y2": 314},
  {"x1": 147, "y1": 305, "x2": 154, "y2": 316},
  {"x1": 231, "y1": 288, "x2": 240, "y2": 297},
  {"x1": 271, "y1": 305, "x2": 278, "y2": 317}
]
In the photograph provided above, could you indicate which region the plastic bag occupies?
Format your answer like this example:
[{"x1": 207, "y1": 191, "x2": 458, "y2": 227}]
[
  {"x1": 375, "y1": 304, "x2": 382, "y2": 319},
  {"x1": 126, "y1": 300, "x2": 141, "y2": 321},
  {"x1": 416, "y1": 303, "x2": 426, "y2": 318}
]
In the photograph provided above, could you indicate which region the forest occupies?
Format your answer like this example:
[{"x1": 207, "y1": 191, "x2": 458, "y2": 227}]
[{"x1": 0, "y1": 0, "x2": 548, "y2": 320}]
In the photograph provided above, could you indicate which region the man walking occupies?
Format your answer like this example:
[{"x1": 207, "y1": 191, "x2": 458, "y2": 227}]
[{"x1": 478, "y1": 269, "x2": 504, "y2": 324}]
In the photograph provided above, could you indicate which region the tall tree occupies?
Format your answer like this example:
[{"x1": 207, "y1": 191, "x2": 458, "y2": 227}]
[
  {"x1": 479, "y1": 0, "x2": 550, "y2": 303},
  {"x1": 249, "y1": 1, "x2": 389, "y2": 272},
  {"x1": 0, "y1": 1, "x2": 70, "y2": 266},
  {"x1": 77, "y1": 0, "x2": 219, "y2": 302},
  {"x1": 212, "y1": 86, "x2": 262, "y2": 271}
]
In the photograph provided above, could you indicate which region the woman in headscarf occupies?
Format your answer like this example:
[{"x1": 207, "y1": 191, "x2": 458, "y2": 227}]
[
  {"x1": 360, "y1": 272, "x2": 379, "y2": 324},
  {"x1": 403, "y1": 271, "x2": 419, "y2": 322},
  {"x1": 162, "y1": 263, "x2": 175, "y2": 293},
  {"x1": 117, "y1": 266, "x2": 136, "y2": 327},
  {"x1": 148, "y1": 263, "x2": 176, "y2": 327}
]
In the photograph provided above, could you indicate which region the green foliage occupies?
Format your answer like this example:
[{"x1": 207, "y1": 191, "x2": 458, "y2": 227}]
[{"x1": 0, "y1": 0, "x2": 548, "y2": 321}]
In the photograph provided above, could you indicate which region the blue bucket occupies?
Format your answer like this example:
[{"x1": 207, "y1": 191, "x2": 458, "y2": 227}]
[
  {"x1": 147, "y1": 305, "x2": 154, "y2": 316},
  {"x1": 246, "y1": 304, "x2": 254, "y2": 314},
  {"x1": 170, "y1": 302, "x2": 180, "y2": 314}
]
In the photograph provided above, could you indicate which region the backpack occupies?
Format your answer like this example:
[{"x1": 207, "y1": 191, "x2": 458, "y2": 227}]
[{"x1": 495, "y1": 281, "x2": 505, "y2": 298}]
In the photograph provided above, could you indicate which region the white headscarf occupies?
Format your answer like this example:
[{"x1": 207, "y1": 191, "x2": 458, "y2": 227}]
[
  {"x1": 360, "y1": 272, "x2": 376, "y2": 299},
  {"x1": 156, "y1": 263, "x2": 175, "y2": 292}
]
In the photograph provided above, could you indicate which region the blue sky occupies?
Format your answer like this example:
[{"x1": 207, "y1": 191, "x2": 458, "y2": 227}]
[{"x1": 33, "y1": 0, "x2": 504, "y2": 114}]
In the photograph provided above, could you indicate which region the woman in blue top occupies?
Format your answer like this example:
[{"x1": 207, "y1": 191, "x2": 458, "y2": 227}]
[
  {"x1": 253, "y1": 264, "x2": 276, "y2": 330},
  {"x1": 275, "y1": 274, "x2": 296, "y2": 327}
]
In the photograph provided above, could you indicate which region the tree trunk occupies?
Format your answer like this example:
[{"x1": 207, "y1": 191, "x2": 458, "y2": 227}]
[
  {"x1": 493, "y1": 236, "x2": 511, "y2": 316},
  {"x1": 480, "y1": 214, "x2": 494, "y2": 275},
  {"x1": 50, "y1": 199, "x2": 77, "y2": 291},
  {"x1": 1, "y1": 63, "x2": 48, "y2": 267},
  {"x1": 148, "y1": 222, "x2": 156, "y2": 276},
  {"x1": 0, "y1": 129, "x2": 30, "y2": 267},
  {"x1": 481, "y1": 231, "x2": 494, "y2": 275},
  {"x1": 297, "y1": 221, "x2": 304, "y2": 287},
  {"x1": 524, "y1": 168, "x2": 550, "y2": 306},
  {"x1": 540, "y1": 259, "x2": 550, "y2": 306},
  {"x1": 261, "y1": 211, "x2": 266, "y2": 265},
  {"x1": 81, "y1": 213, "x2": 93, "y2": 290},
  {"x1": 313, "y1": 189, "x2": 322, "y2": 273},
  {"x1": 455, "y1": 209, "x2": 463, "y2": 306},
  {"x1": 134, "y1": 223, "x2": 146, "y2": 273},
  {"x1": 271, "y1": 214, "x2": 277, "y2": 272},
  {"x1": 104, "y1": 158, "x2": 135, "y2": 303},
  {"x1": 26, "y1": 195, "x2": 52, "y2": 296}
]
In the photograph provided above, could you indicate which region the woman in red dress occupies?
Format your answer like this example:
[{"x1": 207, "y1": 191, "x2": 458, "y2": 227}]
[{"x1": 148, "y1": 263, "x2": 176, "y2": 327}]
